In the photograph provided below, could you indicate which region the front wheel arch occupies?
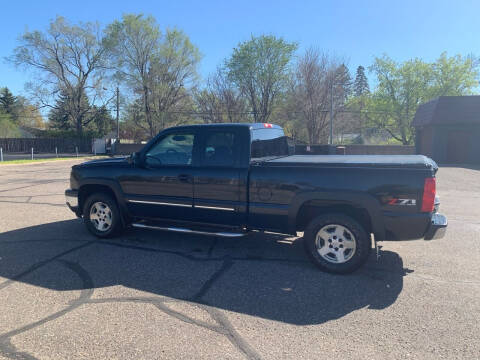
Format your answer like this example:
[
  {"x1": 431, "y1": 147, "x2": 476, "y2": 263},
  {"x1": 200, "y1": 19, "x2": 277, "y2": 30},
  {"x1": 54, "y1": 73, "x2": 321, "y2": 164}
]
[
  {"x1": 82, "y1": 192, "x2": 123, "y2": 238},
  {"x1": 78, "y1": 183, "x2": 129, "y2": 226}
]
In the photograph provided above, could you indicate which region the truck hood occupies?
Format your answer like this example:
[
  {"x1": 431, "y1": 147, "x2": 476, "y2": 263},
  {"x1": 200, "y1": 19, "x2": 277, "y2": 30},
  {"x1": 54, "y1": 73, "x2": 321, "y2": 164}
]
[{"x1": 74, "y1": 157, "x2": 128, "y2": 168}]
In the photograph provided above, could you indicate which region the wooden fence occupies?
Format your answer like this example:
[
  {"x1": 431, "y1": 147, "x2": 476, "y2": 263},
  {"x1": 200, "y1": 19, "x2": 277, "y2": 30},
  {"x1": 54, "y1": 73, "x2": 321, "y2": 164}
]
[
  {"x1": 0, "y1": 138, "x2": 92, "y2": 153},
  {"x1": 295, "y1": 144, "x2": 415, "y2": 155}
]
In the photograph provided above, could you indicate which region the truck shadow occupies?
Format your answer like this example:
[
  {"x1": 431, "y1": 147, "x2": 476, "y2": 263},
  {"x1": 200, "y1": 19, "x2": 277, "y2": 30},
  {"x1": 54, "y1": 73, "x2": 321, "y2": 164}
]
[{"x1": 0, "y1": 219, "x2": 412, "y2": 326}]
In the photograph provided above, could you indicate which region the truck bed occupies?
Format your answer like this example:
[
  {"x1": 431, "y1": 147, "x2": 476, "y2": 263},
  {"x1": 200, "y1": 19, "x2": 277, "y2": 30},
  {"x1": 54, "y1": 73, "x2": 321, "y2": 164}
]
[{"x1": 262, "y1": 155, "x2": 438, "y2": 170}]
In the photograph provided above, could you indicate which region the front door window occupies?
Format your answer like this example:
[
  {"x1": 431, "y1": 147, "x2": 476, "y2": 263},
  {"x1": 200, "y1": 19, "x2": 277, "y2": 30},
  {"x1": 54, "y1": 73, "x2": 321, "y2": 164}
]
[{"x1": 145, "y1": 133, "x2": 195, "y2": 167}]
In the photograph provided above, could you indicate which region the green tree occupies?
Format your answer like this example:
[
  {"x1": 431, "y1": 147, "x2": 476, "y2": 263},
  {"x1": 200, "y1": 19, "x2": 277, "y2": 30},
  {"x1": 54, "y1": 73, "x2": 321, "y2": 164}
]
[
  {"x1": 367, "y1": 56, "x2": 432, "y2": 144},
  {"x1": 353, "y1": 66, "x2": 369, "y2": 96},
  {"x1": 10, "y1": 16, "x2": 109, "y2": 134},
  {"x1": 121, "y1": 99, "x2": 148, "y2": 141},
  {"x1": 335, "y1": 64, "x2": 352, "y2": 103},
  {"x1": 88, "y1": 105, "x2": 115, "y2": 136},
  {"x1": 225, "y1": 35, "x2": 297, "y2": 123},
  {"x1": 0, "y1": 111, "x2": 20, "y2": 137},
  {"x1": 365, "y1": 53, "x2": 479, "y2": 145},
  {"x1": 149, "y1": 28, "x2": 201, "y2": 133},
  {"x1": 106, "y1": 15, "x2": 201, "y2": 138},
  {"x1": 430, "y1": 52, "x2": 478, "y2": 97},
  {"x1": 48, "y1": 89, "x2": 113, "y2": 136},
  {"x1": 0, "y1": 88, "x2": 18, "y2": 120},
  {"x1": 48, "y1": 90, "x2": 87, "y2": 130},
  {"x1": 105, "y1": 14, "x2": 161, "y2": 137}
]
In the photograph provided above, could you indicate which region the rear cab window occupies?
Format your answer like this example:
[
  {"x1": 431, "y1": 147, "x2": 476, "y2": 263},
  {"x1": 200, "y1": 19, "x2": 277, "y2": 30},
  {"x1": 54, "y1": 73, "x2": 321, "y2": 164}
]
[{"x1": 250, "y1": 124, "x2": 292, "y2": 159}]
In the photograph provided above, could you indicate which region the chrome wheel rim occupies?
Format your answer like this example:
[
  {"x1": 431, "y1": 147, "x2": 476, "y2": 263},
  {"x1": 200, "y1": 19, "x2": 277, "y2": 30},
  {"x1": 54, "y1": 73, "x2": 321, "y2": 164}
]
[
  {"x1": 89, "y1": 202, "x2": 112, "y2": 232},
  {"x1": 315, "y1": 224, "x2": 356, "y2": 264}
]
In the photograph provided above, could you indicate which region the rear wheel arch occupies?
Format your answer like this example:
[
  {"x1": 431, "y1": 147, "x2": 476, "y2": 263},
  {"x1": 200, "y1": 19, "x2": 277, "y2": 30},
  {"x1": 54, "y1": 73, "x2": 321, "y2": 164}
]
[
  {"x1": 296, "y1": 200, "x2": 373, "y2": 234},
  {"x1": 289, "y1": 192, "x2": 385, "y2": 240}
]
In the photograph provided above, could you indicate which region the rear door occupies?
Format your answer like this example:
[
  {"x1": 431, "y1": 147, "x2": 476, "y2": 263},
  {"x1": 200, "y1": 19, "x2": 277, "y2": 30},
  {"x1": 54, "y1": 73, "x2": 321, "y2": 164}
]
[{"x1": 192, "y1": 128, "x2": 248, "y2": 227}]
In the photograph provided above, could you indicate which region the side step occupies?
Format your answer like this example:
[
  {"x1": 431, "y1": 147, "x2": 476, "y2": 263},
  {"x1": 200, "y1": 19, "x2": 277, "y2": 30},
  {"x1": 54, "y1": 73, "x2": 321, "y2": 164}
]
[{"x1": 131, "y1": 223, "x2": 247, "y2": 238}]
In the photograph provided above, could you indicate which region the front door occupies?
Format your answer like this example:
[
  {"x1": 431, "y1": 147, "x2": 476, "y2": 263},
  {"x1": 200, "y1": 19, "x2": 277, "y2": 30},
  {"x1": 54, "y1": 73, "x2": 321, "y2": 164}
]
[{"x1": 122, "y1": 130, "x2": 197, "y2": 221}]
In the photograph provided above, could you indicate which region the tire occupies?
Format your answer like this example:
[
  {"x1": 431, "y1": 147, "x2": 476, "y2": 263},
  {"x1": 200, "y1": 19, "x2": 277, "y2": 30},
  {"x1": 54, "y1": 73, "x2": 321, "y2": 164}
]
[
  {"x1": 83, "y1": 192, "x2": 123, "y2": 238},
  {"x1": 303, "y1": 213, "x2": 371, "y2": 274}
]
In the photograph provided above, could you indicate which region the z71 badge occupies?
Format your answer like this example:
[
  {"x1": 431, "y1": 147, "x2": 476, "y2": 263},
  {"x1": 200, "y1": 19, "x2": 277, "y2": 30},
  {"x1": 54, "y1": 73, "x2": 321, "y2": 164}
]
[{"x1": 388, "y1": 198, "x2": 417, "y2": 206}]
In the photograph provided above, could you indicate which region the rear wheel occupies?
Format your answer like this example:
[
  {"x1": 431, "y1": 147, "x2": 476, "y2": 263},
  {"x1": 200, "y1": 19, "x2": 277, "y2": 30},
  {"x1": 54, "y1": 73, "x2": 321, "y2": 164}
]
[
  {"x1": 83, "y1": 193, "x2": 123, "y2": 238},
  {"x1": 303, "y1": 213, "x2": 371, "y2": 274}
]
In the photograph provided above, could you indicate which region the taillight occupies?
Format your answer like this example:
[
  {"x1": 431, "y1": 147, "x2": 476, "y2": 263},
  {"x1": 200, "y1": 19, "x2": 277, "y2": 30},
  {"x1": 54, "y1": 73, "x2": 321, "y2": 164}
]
[{"x1": 421, "y1": 177, "x2": 436, "y2": 212}]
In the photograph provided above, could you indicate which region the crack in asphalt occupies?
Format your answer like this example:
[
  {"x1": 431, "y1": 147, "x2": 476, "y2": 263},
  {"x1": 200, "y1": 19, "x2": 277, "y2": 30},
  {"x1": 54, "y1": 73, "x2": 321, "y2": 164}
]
[
  {"x1": 0, "y1": 179, "x2": 68, "y2": 193},
  {"x1": 0, "y1": 242, "x2": 94, "y2": 292},
  {"x1": 0, "y1": 193, "x2": 65, "y2": 199},
  {"x1": 191, "y1": 258, "x2": 234, "y2": 302},
  {"x1": 0, "y1": 233, "x2": 428, "y2": 360},
  {"x1": 0, "y1": 260, "x2": 95, "y2": 360},
  {"x1": 0, "y1": 238, "x2": 264, "y2": 359},
  {"x1": 96, "y1": 238, "x2": 309, "y2": 265},
  {"x1": 0, "y1": 200, "x2": 65, "y2": 208}
]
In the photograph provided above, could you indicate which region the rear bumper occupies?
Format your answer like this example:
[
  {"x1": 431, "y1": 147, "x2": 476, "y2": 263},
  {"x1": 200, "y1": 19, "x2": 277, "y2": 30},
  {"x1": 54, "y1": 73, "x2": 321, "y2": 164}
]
[
  {"x1": 424, "y1": 213, "x2": 448, "y2": 240},
  {"x1": 65, "y1": 189, "x2": 80, "y2": 216},
  {"x1": 383, "y1": 211, "x2": 447, "y2": 241}
]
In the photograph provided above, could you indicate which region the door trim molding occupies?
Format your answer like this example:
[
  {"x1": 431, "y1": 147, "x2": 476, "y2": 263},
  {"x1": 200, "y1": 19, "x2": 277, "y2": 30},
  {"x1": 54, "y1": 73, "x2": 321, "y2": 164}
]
[
  {"x1": 194, "y1": 205, "x2": 235, "y2": 211},
  {"x1": 127, "y1": 199, "x2": 192, "y2": 208}
]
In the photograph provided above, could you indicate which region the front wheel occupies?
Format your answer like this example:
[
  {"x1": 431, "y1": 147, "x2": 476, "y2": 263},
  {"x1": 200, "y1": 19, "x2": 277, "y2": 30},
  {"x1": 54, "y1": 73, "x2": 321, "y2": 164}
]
[
  {"x1": 303, "y1": 213, "x2": 371, "y2": 274},
  {"x1": 83, "y1": 193, "x2": 123, "y2": 238}
]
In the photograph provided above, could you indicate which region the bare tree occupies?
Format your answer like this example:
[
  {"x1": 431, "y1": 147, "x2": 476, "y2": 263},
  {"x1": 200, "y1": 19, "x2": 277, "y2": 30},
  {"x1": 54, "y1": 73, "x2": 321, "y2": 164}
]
[
  {"x1": 194, "y1": 88, "x2": 223, "y2": 124},
  {"x1": 10, "y1": 16, "x2": 109, "y2": 134},
  {"x1": 294, "y1": 49, "x2": 350, "y2": 144},
  {"x1": 194, "y1": 67, "x2": 246, "y2": 124}
]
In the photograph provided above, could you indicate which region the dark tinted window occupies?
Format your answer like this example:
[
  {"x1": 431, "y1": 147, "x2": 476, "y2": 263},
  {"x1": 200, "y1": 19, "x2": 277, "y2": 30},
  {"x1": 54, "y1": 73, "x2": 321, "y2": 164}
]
[
  {"x1": 145, "y1": 133, "x2": 194, "y2": 166},
  {"x1": 250, "y1": 128, "x2": 293, "y2": 159},
  {"x1": 250, "y1": 128, "x2": 285, "y2": 141},
  {"x1": 203, "y1": 132, "x2": 236, "y2": 166}
]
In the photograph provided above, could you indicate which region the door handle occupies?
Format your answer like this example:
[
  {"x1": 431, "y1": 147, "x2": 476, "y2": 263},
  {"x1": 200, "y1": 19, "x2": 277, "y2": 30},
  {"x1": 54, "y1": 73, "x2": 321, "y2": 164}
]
[{"x1": 178, "y1": 174, "x2": 191, "y2": 182}]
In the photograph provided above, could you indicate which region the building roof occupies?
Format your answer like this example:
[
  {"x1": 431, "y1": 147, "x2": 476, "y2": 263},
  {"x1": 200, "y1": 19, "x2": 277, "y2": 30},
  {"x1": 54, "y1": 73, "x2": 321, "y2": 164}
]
[{"x1": 413, "y1": 96, "x2": 480, "y2": 127}]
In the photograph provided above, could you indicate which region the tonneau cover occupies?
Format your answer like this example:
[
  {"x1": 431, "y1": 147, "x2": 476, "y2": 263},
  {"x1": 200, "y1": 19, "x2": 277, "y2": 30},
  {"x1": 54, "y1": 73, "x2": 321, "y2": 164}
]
[{"x1": 264, "y1": 155, "x2": 438, "y2": 170}]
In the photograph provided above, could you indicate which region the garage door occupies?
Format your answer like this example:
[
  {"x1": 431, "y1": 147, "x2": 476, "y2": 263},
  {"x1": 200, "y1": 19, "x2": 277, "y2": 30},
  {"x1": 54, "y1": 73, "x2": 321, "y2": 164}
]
[{"x1": 446, "y1": 131, "x2": 471, "y2": 164}]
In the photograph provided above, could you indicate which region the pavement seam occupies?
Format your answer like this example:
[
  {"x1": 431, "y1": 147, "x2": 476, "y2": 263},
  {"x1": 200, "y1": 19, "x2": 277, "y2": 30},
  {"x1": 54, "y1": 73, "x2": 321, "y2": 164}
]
[{"x1": 0, "y1": 260, "x2": 95, "y2": 360}]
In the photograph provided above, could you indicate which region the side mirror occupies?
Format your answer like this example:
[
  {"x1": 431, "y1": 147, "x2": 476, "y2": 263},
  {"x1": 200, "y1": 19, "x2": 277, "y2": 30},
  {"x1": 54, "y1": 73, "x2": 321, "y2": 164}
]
[{"x1": 128, "y1": 152, "x2": 139, "y2": 166}]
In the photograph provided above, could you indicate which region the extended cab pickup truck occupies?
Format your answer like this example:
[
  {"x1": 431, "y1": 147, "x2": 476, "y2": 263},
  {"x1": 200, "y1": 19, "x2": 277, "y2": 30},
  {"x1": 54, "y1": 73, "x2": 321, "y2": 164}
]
[{"x1": 65, "y1": 123, "x2": 447, "y2": 273}]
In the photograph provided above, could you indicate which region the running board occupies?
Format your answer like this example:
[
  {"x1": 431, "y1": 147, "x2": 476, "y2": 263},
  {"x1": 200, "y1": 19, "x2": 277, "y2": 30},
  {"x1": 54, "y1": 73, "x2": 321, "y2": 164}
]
[{"x1": 131, "y1": 223, "x2": 247, "y2": 238}]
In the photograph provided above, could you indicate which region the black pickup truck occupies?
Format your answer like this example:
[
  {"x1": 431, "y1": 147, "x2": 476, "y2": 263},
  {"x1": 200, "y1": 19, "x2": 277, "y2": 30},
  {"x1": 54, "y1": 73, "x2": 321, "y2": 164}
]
[{"x1": 65, "y1": 123, "x2": 447, "y2": 273}]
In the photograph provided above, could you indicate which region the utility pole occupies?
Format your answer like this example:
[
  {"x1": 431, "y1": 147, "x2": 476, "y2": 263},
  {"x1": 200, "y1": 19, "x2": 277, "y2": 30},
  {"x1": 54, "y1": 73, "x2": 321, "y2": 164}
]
[
  {"x1": 329, "y1": 81, "x2": 334, "y2": 145},
  {"x1": 116, "y1": 86, "x2": 120, "y2": 140}
]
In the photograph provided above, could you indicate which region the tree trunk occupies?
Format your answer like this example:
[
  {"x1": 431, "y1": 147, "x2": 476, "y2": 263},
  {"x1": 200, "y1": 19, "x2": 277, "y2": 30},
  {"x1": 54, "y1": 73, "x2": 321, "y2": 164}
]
[
  {"x1": 143, "y1": 85, "x2": 154, "y2": 138},
  {"x1": 76, "y1": 117, "x2": 82, "y2": 134}
]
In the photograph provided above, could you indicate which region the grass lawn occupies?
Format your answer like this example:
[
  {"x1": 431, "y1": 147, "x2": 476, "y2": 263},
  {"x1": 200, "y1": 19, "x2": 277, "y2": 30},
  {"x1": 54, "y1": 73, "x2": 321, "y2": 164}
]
[{"x1": 0, "y1": 156, "x2": 106, "y2": 165}]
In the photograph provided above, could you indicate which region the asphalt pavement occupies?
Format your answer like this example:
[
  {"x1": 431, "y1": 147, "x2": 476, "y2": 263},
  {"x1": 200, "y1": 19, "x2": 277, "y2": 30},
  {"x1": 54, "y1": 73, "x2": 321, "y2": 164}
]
[{"x1": 0, "y1": 160, "x2": 478, "y2": 359}]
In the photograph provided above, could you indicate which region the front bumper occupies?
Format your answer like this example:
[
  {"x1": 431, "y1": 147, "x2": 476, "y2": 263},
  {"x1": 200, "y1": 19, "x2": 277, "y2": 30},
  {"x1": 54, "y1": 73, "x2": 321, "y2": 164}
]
[
  {"x1": 65, "y1": 189, "x2": 80, "y2": 215},
  {"x1": 424, "y1": 213, "x2": 448, "y2": 240}
]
